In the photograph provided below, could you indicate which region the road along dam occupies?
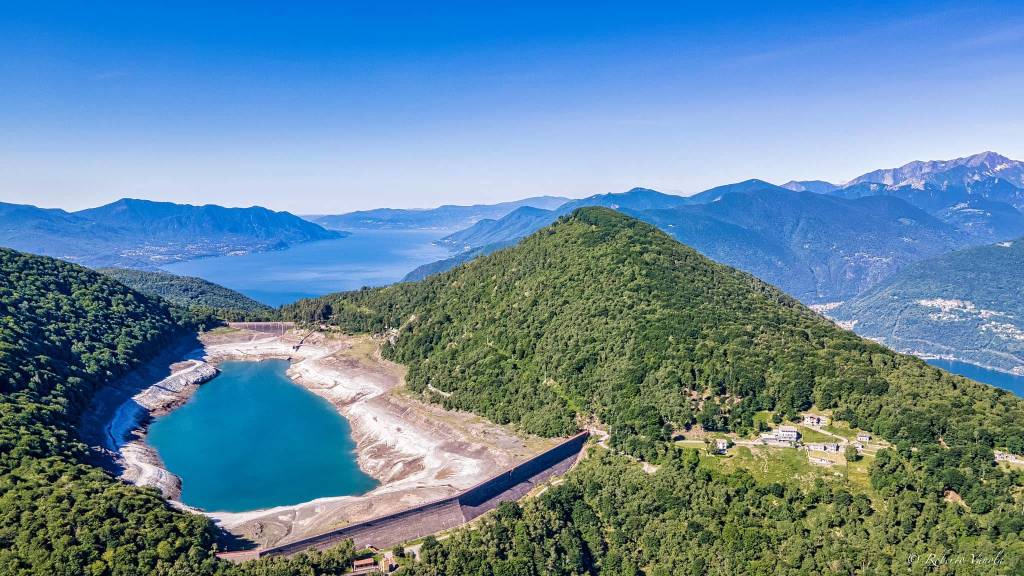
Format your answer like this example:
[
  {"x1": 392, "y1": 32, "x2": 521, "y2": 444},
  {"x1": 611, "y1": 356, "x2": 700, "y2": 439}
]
[{"x1": 255, "y1": 431, "x2": 589, "y2": 558}]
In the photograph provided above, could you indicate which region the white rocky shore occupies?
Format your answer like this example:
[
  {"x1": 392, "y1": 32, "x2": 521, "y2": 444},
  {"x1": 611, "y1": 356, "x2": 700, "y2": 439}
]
[
  {"x1": 80, "y1": 343, "x2": 219, "y2": 500},
  {"x1": 113, "y1": 360, "x2": 219, "y2": 498},
  {"x1": 82, "y1": 326, "x2": 551, "y2": 548}
]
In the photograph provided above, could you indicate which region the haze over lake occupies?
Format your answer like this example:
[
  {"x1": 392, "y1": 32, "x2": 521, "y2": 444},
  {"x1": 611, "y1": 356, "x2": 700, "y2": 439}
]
[{"x1": 163, "y1": 229, "x2": 451, "y2": 306}]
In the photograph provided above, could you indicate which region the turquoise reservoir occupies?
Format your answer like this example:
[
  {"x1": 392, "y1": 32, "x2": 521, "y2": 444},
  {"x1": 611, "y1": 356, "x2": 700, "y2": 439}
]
[{"x1": 148, "y1": 360, "x2": 377, "y2": 512}]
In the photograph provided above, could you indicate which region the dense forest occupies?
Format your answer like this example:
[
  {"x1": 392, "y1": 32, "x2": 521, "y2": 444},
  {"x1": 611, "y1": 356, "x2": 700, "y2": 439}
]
[
  {"x1": 0, "y1": 248, "x2": 362, "y2": 575},
  {"x1": 99, "y1": 268, "x2": 274, "y2": 321},
  {"x1": 5, "y1": 204, "x2": 1024, "y2": 574},
  {"x1": 285, "y1": 208, "x2": 1024, "y2": 573}
]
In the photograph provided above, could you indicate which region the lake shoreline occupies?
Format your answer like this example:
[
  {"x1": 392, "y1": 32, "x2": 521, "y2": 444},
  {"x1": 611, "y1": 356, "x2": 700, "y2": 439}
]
[
  {"x1": 162, "y1": 229, "x2": 453, "y2": 307},
  {"x1": 86, "y1": 325, "x2": 552, "y2": 548}
]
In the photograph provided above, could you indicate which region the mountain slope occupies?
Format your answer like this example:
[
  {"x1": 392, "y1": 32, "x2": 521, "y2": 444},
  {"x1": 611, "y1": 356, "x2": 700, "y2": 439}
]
[
  {"x1": 78, "y1": 198, "x2": 339, "y2": 241},
  {"x1": 438, "y1": 206, "x2": 558, "y2": 249},
  {"x1": 307, "y1": 196, "x2": 569, "y2": 231},
  {"x1": 435, "y1": 187, "x2": 689, "y2": 249},
  {"x1": 402, "y1": 239, "x2": 516, "y2": 282},
  {"x1": 0, "y1": 248, "x2": 359, "y2": 574},
  {"x1": 99, "y1": 268, "x2": 272, "y2": 317},
  {"x1": 831, "y1": 238, "x2": 1024, "y2": 373},
  {"x1": 847, "y1": 151, "x2": 1024, "y2": 190},
  {"x1": 640, "y1": 189, "x2": 966, "y2": 302},
  {"x1": 285, "y1": 208, "x2": 1024, "y2": 571},
  {"x1": 0, "y1": 198, "x2": 344, "y2": 268},
  {"x1": 284, "y1": 207, "x2": 1023, "y2": 455},
  {"x1": 0, "y1": 248, "x2": 221, "y2": 574},
  {"x1": 828, "y1": 152, "x2": 1024, "y2": 242},
  {"x1": 427, "y1": 187, "x2": 965, "y2": 302},
  {"x1": 678, "y1": 178, "x2": 784, "y2": 203},
  {"x1": 781, "y1": 179, "x2": 839, "y2": 194}
]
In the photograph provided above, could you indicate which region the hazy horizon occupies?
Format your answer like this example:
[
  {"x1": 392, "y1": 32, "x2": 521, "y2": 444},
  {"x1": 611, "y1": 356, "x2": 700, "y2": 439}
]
[
  {"x1": 6, "y1": 147, "x2": 1020, "y2": 215},
  {"x1": 3, "y1": 1, "x2": 1023, "y2": 213}
]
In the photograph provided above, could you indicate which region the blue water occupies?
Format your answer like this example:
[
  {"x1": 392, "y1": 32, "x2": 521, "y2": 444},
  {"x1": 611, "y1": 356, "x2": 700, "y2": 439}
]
[
  {"x1": 926, "y1": 359, "x2": 1024, "y2": 398},
  {"x1": 148, "y1": 360, "x2": 377, "y2": 512},
  {"x1": 163, "y1": 229, "x2": 451, "y2": 306}
]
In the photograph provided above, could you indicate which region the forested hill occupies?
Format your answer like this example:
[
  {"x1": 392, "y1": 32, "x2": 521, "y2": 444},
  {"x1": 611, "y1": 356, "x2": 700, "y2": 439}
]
[
  {"x1": 0, "y1": 248, "x2": 353, "y2": 575},
  {"x1": 100, "y1": 268, "x2": 273, "y2": 319},
  {"x1": 285, "y1": 207, "x2": 1024, "y2": 458},
  {"x1": 281, "y1": 208, "x2": 1024, "y2": 572},
  {"x1": 0, "y1": 248, "x2": 223, "y2": 574}
]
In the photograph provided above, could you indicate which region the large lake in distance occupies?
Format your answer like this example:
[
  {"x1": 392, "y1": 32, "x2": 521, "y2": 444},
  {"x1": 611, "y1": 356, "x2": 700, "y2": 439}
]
[
  {"x1": 926, "y1": 359, "x2": 1024, "y2": 398},
  {"x1": 148, "y1": 360, "x2": 378, "y2": 512},
  {"x1": 163, "y1": 229, "x2": 452, "y2": 306}
]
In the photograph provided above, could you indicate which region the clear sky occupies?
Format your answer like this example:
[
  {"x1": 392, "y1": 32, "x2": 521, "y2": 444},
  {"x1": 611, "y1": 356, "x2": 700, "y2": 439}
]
[{"x1": 2, "y1": 1, "x2": 1023, "y2": 213}]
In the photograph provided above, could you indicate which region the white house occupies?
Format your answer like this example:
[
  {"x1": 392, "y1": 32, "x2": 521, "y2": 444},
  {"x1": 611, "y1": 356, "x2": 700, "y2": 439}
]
[
  {"x1": 802, "y1": 414, "x2": 829, "y2": 426},
  {"x1": 777, "y1": 426, "x2": 800, "y2": 442},
  {"x1": 807, "y1": 443, "x2": 841, "y2": 453},
  {"x1": 995, "y1": 450, "x2": 1024, "y2": 465},
  {"x1": 715, "y1": 439, "x2": 729, "y2": 453},
  {"x1": 856, "y1": 433, "x2": 871, "y2": 442}
]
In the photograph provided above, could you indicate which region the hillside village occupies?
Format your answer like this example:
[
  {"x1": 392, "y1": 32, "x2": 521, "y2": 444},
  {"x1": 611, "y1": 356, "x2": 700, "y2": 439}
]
[{"x1": 678, "y1": 409, "x2": 1024, "y2": 494}]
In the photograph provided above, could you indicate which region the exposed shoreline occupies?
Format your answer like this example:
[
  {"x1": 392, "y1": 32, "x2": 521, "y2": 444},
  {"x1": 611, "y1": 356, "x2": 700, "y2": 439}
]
[{"x1": 81, "y1": 326, "x2": 553, "y2": 548}]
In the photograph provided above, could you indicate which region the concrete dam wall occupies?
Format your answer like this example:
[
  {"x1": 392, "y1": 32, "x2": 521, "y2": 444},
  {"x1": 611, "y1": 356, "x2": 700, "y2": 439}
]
[{"x1": 258, "y1": 431, "x2": 589, "y2": 558}]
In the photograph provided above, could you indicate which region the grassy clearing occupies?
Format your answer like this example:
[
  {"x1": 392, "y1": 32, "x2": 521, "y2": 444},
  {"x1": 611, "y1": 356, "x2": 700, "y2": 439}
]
[
  {"x1": 791, "y1": 425, "x2": 834, "y2": 443},
  {"x1": 701, "y1": 444, "x2": 879, "y2": 499},
  {"x1": 822, "y1": 421, "x2": 861, "y2": 440},
  {"x1": 703, "y1": 445, "x2": 816, "y2": 486}
]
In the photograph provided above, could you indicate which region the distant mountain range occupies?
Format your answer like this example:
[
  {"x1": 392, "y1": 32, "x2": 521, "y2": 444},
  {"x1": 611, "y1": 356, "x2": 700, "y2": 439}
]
[
  {"x1": 414, "y1": 152, "x2": 1024, "y2": 308},
  {"x1": 420, "y1": 181, "x2": 968, "y2": 302},
  {"x1": 0, "y1": 198, "x2": 343, "y2": 268},
  {"x1": 6, "y1": 151, "x2": 1023, "y2": 373},
  {"x1": 306, "y1": 196, "x2": 569, "y2": 231},
  {"x1": 791, "y1": 151, "x2": 1024, "y2": 243},
  {"x1": 436, "y1": 187, "x2": 692, "y2": 250},
  {"x1": 829, "y1": 238, "x2": 1024, "y2": 374},
  {"x1": 634, "y1": 188, "x2": 965, "y2": 302}
]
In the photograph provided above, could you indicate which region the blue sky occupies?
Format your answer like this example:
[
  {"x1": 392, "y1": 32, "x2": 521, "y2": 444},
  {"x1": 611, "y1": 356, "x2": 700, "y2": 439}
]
[{"x1": 2, "y1": 1, "x2": 1023, "y2": 213}]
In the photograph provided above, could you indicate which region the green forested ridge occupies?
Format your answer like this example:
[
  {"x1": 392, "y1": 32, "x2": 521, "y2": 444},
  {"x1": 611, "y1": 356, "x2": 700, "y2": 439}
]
[
  {"x1": 284, "y1": 208, "x2": 1024, "y2": 573},
  {"x1": 0, "y1": 248, "x2": 223, "y2": 574},
  {"x1": 284, "y1": 208, "x2": 1024, "y2": 457},
  {"x1": 99, "y1": 268, "x2": 273, "y2": 321},
  {"x1": 406, "y1": 450, "x2": 1020, "y2": 576},
  {"x1": 0, "y1": 248, "x2": 358, "y2": 575}
]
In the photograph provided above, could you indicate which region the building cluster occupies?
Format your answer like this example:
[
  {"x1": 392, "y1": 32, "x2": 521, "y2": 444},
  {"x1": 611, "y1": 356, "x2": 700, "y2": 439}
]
[
  {"x1": 806, "y1": 443, "x2": 841, "y2": 453},
  {"x1": 994, "y1": 450, "x2": 1024, "y2": 465},
  {"x1": 802, "y1": 414, "x2": 829, "y2": 426},
  {"x1": 351, "y1": 550, "x2": 400, "y2": 574},
  {"x1": 759, "y1": 426, "x2": 800, "y2": 447}
]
